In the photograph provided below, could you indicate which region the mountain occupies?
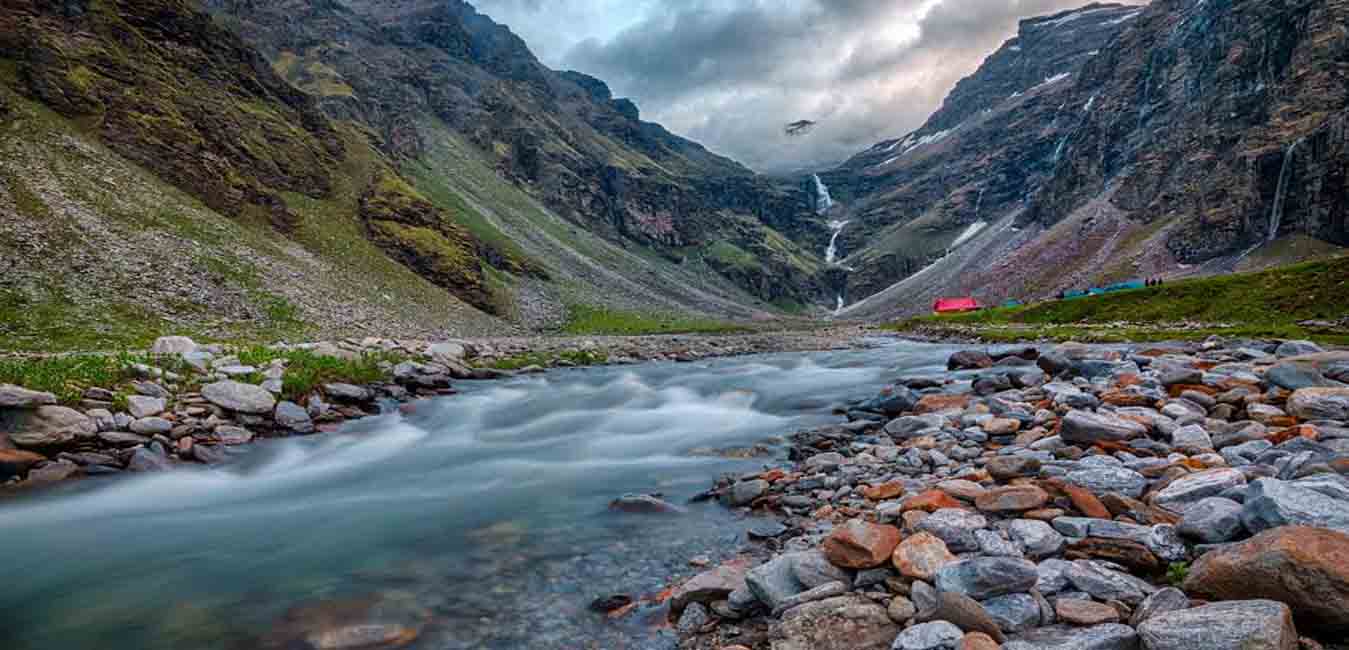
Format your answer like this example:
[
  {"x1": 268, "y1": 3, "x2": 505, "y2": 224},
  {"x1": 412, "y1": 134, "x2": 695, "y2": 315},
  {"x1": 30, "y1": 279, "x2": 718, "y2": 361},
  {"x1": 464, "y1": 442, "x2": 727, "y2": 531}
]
[
  {"x1": 826, "y1": 0, "x2": 1348, "y2": 320},
  {"x1": 0, "y1": 0, "x2": 832, "y2": 349},
  {"x1": 204, "y1": 0, "x2": 826, "y2": 308}
]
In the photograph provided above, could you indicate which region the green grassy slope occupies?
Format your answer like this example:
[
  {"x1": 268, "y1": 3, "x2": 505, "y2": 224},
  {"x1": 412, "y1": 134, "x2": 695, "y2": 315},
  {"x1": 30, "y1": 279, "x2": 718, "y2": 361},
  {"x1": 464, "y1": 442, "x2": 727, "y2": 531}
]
[{"x1": 898, "y1": 256, "x2": 1349, "y2": 343}]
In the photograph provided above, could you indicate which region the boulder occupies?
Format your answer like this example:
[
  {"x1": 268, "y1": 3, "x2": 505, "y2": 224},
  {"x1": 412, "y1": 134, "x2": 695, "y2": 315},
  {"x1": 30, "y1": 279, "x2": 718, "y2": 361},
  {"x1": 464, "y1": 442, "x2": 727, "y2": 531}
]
[
  {"x1": 768, "y1": 595, "x2": 898, "y2": 650},
  {"x1": 986, "y1": 455, "x2": 1041, "y2": 480},
  {"x1": 949, "y1": 351, "x2": 994, "y2": 371},
  {"x1": 1176, "y1": 497, "x2": 1244, "y2": 543},
  {"x1": 922, "y1": 591, "x2": 1005, "y2": 642},
  {"x1": 1055, "y1": 599, "x2": 1120, "y2": 625},
  {"x1": 1137, "y1": 600, "x2": 1296, "y2": 650},
  {"x1": 1151, "y1": 468, "x2": 1246, "y2": 513},
  {"x1": 1275, "y1": 341, "x2": 1323, "y2": 358},
  {"x1": 1183, "y1": 526, "x2": 1349, "y2": 632},
  {"x1": 127, "y1": 446, "x2": 173, "y2": 472},
  {"x1": 893, "y1": 532, "x2": 958, "y2": 580},
  {"x1": 975, "y1": 485, "x2": 1050, "y2": 512},
  {"x1": 1241, "y1": 478, "x2": 1349, "y2": 534},
  {"x1": 1129, "y1": 587, "x2": 1190, "y2": 627},
  {"x1": 1060, "y1": 410, "x2": 1148, "y2": 445},
  {"x1": 1003, "y1": 624, "x2": 1139, "y2": 650},
  {"x1": 3, "y1": 406, "x2": 96, "y2": 448},
  {"x1": 0, "y1": 384, "x2": 57, "y2": 408},
  {"x1": 0, "y1": 448, "x2": 47, "y2": 480},
  {"x1": 275, "y1": 401, "x2": 315, "y2": 433},
  {"x1": 27, "y1": 459, "x2": 81, "y2": 482},
  {"x1": 608, "y1": 494, "x2": 687, "y2": 515},
  {"x1": 1287, "y1": 387, "x2": 1349, "y2": 421},
  {"x1": 892, "y1": 620, "x2": 964, "y2": 650},
  {"x1": 201, "y1": 381, "x2": 277, "y2": 414},
  {"x1": 1266, "y1": 363, "x2": 1336, "y2": 391},
  {"x1": 915, "y1": 508, "x2": 988, "y2": 552},
  {"x1": 981, "y1": 593, "x2": 1041, "y2": 633},
  {"x1": 724, "y1": 479, "x2": 769, "y2": 507},
  {"x1": 1065, "y1": 467, "x2": 1147, "y2": 499},
  {"x1": 151, "y1": 336, "x2": 198, "y2": 356},
  {"x1": 1065, "y1": 560, "x2": 1155, "y2": 605},
  {"x1": 126, "y1": 395, "x2": 166, "y2": 419},
  {"x1": 671, "y1": 561, "x2": 748, "y2": 618},
  {"x1": 934, "y1": 557, "x2": 1039, "y2": 600},
  {"x1": 747, "y1": 551, "x2": 848, "y2": 612},
  {"x1": 822, "y1": 519, "x2": 902, "y2": 569},
  {"x1": 323, "y1": 383, "x2": 371, "y2": 403}
]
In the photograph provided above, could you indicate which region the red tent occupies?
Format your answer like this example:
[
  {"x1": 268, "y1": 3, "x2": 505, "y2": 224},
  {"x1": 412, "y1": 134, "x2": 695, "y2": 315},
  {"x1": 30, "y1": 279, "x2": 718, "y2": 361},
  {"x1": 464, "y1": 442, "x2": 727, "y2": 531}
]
[{"x1": 933, "y1": 297, "x2": 980, "y2": 314}]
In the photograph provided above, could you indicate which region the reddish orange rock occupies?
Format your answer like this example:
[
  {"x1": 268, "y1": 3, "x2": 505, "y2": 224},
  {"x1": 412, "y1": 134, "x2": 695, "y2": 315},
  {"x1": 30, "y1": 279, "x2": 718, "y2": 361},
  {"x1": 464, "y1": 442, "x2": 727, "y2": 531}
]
[
  {"x1": 1061, "y1": 483, "x2": 1112, "y2": 518},
  {"x1": 892, "y1": 531, "x2": 957, "y2": 580},
  {"x1": 862, "y1": 481, "x2": 906, "y2": 500},
  {"x1": 915, "y1": 394, "x2": 970, "y2": 414},
  {"x1": 976, "y1": 485, "x2": 1050, "y2": 512},
  {"x1": 822, "y1": 519, "x2": 902, "y2": 569},
  {"x1": 1268, "y1": 425, "x2": 1318, "y2": 445},
  {"x1": 902, "y1": 489, "x2": 965, "y2": 513},
  {"x1": 760, "y1": 469, "x2": 787, "y2": 482},
  {"x1": 1169, "y1": 383, "x2": 1218, "y2": 398},
  {"x1": 1056, "y1": 599, "x2": 1120, "y2": 625},
  {"x1": 960, "y1": 631, "x2": 1000, "y2": 650},
  {"x1": 0, "y1": 448, "x2": 46, "y2": 479},
  {"x1": 1101, "y1": 391, "x2": 1155, "y2": 407}
]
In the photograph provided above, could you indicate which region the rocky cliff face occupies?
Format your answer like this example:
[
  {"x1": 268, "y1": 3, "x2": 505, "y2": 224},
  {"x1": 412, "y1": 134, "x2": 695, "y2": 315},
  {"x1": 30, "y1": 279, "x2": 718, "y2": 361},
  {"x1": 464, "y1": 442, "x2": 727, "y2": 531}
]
[
  {"x1": 830, "y1": 0, "x2": 1348, "y2": 319},
  {"x1": 0, "y1": 0, "x2": 344, "y2": 229},
  {"x1": 203, "y1": 0, "x2": 824, "y2": 306},
  {"x1": 1027, "y1": 0, "x2": 1349, "y2": 261},
  {"x1": 821, "y1": 3, "x2": 1144, "y2": 301}
]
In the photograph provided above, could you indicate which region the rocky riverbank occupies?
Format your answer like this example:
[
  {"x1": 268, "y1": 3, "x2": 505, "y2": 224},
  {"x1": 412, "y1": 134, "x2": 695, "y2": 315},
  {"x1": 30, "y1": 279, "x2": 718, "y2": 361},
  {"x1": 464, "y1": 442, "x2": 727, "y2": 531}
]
[
  {"x1": 659, "y1": 338, "x2": 1349, "y2": 650},
  {"x1": 0, "y1": 327, "x2": 876, "y2": 489}
]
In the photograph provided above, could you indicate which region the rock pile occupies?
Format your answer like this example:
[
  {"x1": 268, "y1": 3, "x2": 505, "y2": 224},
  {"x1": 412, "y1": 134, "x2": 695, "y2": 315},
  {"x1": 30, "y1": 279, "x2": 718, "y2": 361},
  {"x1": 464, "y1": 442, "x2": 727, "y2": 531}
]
[
  {"x1": 0, "y1": 336, "x2": 467, "y2": 486},
  {"x1": 669, "y1": 339, "x2": 1349, "y2": 650}
]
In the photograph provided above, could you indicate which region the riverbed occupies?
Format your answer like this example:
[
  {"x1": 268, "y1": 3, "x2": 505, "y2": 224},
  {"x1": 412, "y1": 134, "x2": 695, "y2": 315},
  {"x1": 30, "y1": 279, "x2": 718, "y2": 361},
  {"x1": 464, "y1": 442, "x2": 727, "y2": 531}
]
[{"x1": 0, "y1": 340, "x2": 964, "y2": 649}]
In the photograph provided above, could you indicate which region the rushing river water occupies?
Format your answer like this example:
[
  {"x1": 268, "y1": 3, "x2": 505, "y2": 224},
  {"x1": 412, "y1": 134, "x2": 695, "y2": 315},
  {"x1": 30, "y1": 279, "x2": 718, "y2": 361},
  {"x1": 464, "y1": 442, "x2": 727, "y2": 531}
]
[{"x1": 0, "y1": 340, "x2": 964, "y2": 649}]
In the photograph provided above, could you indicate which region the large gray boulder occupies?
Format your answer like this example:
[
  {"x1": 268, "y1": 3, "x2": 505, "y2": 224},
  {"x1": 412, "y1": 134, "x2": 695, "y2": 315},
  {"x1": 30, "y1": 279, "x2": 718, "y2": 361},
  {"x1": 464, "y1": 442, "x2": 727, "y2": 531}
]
[
  {"x1": 1003, "y1": 624, "x2": 1139, "y2": 650},
  {"x1": 767, "y1": 594, "x2": 898, "y2": 650},
  {"x1": 1176, "y1": 497, "x2": 1244, "y2": 543},
  {"x1": 1060, "y1": 410, "x2": 1148, "y2": 445},
  {"x1": 0, "y1": 384, "x2": 57, "y2": 408},
  {"x1": 201, "y1": 381, "x2": 277, "y2": 415},
  {"x1": 746, "y1": 551, "x2": 848, "y2": 612},
  {"x1": 1065, "y1": 467, "x2": 1147, "y2": 498},
  {"x1": 1241, "y1": 478, "x2": 1349, "y2": 534},
  {"x1": 891, "y1": 620, "x2": 963, "y2": 650},
  {"x1": 1065, "y1": 560, "x2": 1156, "y2": 606},
  {"x1": 1287, "y1": 387, "x2": 1349, "y2": 420},
  {"x1": 934, "y1": 557, "x2": 1038, "y2": 600},
  {"x1": 1152, "y1": 468, "x2": 1246, "y2": 513},
  {"x1": 769, "y1": 595, "x2": 899, "y2": 650},
  {"x1": 151, "y1": 336, "x2": 198, "y2": 356},
  {"x1": 3, "y1": 406, "x2": 96, "y2": 448},
  {"x1": 1137, "y1": 600, "x2": 1296, "y2": 650}
]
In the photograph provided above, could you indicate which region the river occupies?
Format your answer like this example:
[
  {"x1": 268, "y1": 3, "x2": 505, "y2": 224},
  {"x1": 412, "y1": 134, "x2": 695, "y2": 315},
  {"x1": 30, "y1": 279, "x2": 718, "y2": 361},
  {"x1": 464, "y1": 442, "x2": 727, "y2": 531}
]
[{"x1": 0, "y1": 340, "x2": 964, "y2": 649}]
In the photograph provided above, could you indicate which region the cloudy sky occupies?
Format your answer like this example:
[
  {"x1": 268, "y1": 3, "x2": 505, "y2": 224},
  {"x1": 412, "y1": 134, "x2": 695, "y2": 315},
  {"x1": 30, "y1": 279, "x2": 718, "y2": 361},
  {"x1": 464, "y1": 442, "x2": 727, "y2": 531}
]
[{"x1": 473, "y1": 0, "x2": 1145, "y2": 174}]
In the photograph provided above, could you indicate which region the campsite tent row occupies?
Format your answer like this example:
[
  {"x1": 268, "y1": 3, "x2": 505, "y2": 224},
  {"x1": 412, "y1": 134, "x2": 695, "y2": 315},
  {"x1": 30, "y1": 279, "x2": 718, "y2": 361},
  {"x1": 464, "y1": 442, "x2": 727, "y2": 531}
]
[{"x1": 934, "y1": 279, "x2": 1150, "y2": 313}]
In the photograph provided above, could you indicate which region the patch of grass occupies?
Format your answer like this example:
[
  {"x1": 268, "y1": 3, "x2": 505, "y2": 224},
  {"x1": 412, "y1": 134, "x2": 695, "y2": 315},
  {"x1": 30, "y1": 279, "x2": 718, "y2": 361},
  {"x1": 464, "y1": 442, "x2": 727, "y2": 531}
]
[
  {"x1": 563, "y1": 304, "x2": 751, "y2": 336},
  {"x1": 896, "y1": 256, "x2": 1349, "y2": 343},
  {"x1": 1166, "y1": 562, "x2": 1190, "y2": 587},
  {"x1": 0, "y1": 352, "x2": 152, "y2": 404},
  {"x1": 236, "y1": 347, "x2": 405, "y2": 401},
  {"x1": 485, "y1": 349, "x2": 609, "y2": 371},
  {"x1": 704, "y1": 240, "x2": 763, "y2": 272}
]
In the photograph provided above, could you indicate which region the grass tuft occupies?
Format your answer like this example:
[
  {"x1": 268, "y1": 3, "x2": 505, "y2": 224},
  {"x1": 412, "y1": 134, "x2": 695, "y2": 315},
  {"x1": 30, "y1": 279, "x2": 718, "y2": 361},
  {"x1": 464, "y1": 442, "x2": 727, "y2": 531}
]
[
  {"x1": 236, "y1": 347, "x2": 405, "y2": 401},
  {"x1": 562, "y1": 304, "x2": 750, "y2": 336}
]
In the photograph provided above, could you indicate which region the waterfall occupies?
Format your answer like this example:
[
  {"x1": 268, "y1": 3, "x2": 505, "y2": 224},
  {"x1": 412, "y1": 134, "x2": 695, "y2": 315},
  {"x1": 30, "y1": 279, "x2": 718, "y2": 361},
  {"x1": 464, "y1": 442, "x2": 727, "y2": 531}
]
[
  {"x1": 834, "y1": 294, "x2": 845, "y2": 314},
  {"x1": 973, "y1": 186, "x2": 985, "y2": 220},
  {"x1": 812, "y1": 174, "x2": 834, "y2": 215},
  {"x1": 825, "y1": 220, "x2": 849, "y2": 264},
  {"x1": 1267, "y1": 138, "x2": 1303, "y2": 243}
]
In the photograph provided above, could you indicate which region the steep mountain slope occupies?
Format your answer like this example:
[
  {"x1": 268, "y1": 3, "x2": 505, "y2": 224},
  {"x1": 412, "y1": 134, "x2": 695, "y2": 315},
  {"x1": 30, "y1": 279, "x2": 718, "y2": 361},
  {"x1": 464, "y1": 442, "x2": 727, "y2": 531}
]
[
  {"x1": 0, "y1": 0, "x2": 833, "y2": 349},
  {"x1": 204, "y1": 0, "x2": 827, "y2": 309},
  {"x1": 832, "y1": 0, "x2": 1348, "y2": 321},
  {"x1": 820, "y1": 3, "x2": 1144, "y2": 301}
]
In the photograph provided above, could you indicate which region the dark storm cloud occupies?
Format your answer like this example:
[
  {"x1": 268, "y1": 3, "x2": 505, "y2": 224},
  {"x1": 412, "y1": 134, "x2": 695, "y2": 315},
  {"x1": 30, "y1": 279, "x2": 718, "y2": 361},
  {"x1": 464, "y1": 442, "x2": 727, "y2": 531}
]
[{"x1": 476, "y1": 0, "x2": 1146, "y2": 173}]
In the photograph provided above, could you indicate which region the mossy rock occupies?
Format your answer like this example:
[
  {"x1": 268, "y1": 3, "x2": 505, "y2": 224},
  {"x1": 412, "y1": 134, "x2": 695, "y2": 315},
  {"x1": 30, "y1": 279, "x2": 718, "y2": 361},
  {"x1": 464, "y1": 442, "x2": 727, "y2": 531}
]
[{"x1": 360, "y1": 171, "x2": 498, "y2": 313}]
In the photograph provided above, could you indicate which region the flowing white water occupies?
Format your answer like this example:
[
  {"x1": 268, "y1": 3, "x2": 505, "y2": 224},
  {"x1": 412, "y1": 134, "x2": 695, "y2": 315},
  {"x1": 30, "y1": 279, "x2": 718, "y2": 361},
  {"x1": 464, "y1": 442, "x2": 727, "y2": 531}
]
[
  {"x1": 811, "y1": 174, "x2": 834, "y2": 214},
  {"x1": 825, "y1": 219, "x2": 850, "y2": 264},
  {"x1": 0, "y1": 344, "x2": 971, "y2": 650},
  {"x1": 1267, "y1": 137, "x2": 1303, "y2": 242}
]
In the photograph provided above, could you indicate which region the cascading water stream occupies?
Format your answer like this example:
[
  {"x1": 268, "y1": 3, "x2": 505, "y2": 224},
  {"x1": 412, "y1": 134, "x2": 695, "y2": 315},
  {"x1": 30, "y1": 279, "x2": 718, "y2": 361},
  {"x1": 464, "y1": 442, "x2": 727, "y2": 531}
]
[
  {"x1": 811, "y1": 174, "x2": 834, "y2": 215},
  {"x1": 1267, "y1": 138, "x2": 1303, "y2": 243},
  {"x1": 825, "y1": 219, "x2": 849, "y2": 265}
]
